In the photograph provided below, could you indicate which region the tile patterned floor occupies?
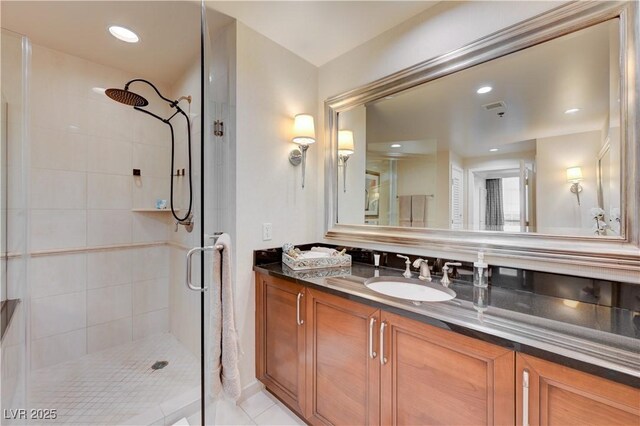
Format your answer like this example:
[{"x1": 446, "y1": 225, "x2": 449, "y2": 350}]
[
  {"x1": 28, "y1": 333, "x2": 200, "y2": 425},
  {"x1": 186, "y1": 390, "x2": 305, "y2": 426}
]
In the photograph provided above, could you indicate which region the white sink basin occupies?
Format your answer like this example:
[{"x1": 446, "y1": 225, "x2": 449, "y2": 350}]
[{"x1": 364, "y1": 276, "x2": 456, "y2": 302}]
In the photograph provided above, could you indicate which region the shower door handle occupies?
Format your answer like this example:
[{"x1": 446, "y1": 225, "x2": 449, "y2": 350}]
[{"x1": 186, "y1": 246, "x2": 214, "y2": 291}]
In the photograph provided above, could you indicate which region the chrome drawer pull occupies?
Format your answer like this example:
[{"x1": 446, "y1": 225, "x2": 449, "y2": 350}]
[
  {"x1": 296, "y1": 292, "x2": 304, "y2": 326},
  {"x1": 523, "y1": 369, "x2": 530, "y2": 426},
  {"x1": 369, "y1": 317, "x2": 377, "y2": 359},
  {"x1": 380, "y1": 321, "x2": 388, "y2": 365}
]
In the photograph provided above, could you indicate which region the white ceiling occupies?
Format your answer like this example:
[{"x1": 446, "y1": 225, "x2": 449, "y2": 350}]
[
  {"x1": 206, "y1": 1, "x2": 437, "y2": 66},
  {"x1": 356, "y1": 19, "x2": 617, "y2": 158},
  {"x1": 1, "y1": 1, "x2": 436, "y2": 84},
  {"x1": 1, "y1": 1, "x2": 233, "y2": 85}
]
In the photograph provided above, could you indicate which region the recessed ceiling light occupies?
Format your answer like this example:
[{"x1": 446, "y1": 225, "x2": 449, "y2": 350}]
[
  {"x1": 564, "y1": 108, "x2": 580, "y2": 114},
  {"x1": 391, "y1": 144, "x2": 402, "y2": 148},
  {"x1": 108, "y1": 26, "x2": 139, "y2": 43},
  {"x1": 92, "y1": 87, "x2": 106, "y2": 95},
  {"x1": 476, "y1": 86, "x2": 492, "y2": 94},
  {"x1": 489, "y1": 148, "x2": 499, "y2": 152}
]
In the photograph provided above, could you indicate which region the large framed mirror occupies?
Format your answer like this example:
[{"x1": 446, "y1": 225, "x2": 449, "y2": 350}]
[{"x1": 324, "y1": 1, "x2": 639, "y2": 280}]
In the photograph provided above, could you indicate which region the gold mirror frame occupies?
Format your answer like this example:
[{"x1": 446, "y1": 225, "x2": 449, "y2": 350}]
[{"x1": 324, "y1": 1, "x2": 639, "y2": 282}]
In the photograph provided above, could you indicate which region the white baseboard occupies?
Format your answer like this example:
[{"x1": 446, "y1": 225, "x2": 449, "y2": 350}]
[{"x1": 238, "y1": 379, "x2": 264, "y2": 404}]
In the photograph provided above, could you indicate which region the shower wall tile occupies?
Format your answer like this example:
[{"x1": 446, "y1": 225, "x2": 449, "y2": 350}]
[
  {"x1": 30, "y1": 253, "x2": 87, "y2": 299},
  {"x1": 133, "y1": 143, "x2": 171, "y2": 178},
  {"x1": 31, "y1": 291, "x2": 86, "y2": 340},
  {"x1": 31, "y1": 127, "x2": 87, "y2": 172},
  {"x1": 87, "y1": 317, "x2": 133, "y2": 353},
  {"x1": 31, "y1": 329, "x2": 87, "y2": 371},
  {"x1": 27, "y1": 44, "x2": 175, "y2": 369},
  {"x1": 87, "y1": 248, "x2": 133, "y2": 289},
  {"x1": 87, "y1": 283, "x2": 132, "y2": 326},
  {"x1": 86, "y1": 97, "x2": 136, "y2": 141},
  {"x1": 30, "y1": 169, "x2": 86, "y2": 210},
  {"x1": 86, "y1": 136, "x2": 132, "y2": 175},
  {"x1": 132, "y1": 176, "x2": 171, "y2": 210},
  {"x1": 87, "y1": 210, "x2": 132, "y2": 246},
  {"x1": 133, "y1": 246, "x2": 169, "y2": 281},
  {"x1": 87, "y1": 173, "x2": 132, "y2": 210},
  {"x1": 30, "y1": 210, "x2": 87, "y2": 251},
  {"x1": 133, "y1": 277, "x2": 169, "y2": 315},
  {"x1": 133, "y1": 309, "x2": 169, "y2": 340},
  {"x1": 132, "y1": 213, "x2": 170, "y2": 243}
]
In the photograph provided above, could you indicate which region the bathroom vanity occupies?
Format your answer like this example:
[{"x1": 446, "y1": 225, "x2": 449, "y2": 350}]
[{"x1": 253, "y1": 255, "x2": 639, "y2": 426}]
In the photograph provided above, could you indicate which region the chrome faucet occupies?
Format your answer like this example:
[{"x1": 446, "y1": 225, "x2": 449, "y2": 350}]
[
  {"x1": 397, "y1": 254, "x2": 412, "y2": 278},
  {"x1": 412, "y1": 258, "x2": 431, "y2": 281},
  {"x1": 441, "y1": 262, "x2": 461, "y2": 287}
]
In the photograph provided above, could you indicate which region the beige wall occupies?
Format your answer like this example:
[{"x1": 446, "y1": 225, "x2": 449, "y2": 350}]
[
  {"x1": 396, "y1": 156, "x2": 437, "y2": 227},
  {"x1": 536, "y1": 130, "x2": 602, "y2": 234},
  {"x1": 235, "y1": 22, "x2": 318, "y2": 388}
]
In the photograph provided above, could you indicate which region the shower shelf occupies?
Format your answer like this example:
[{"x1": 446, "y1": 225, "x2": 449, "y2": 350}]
[{"x1": 132, "y1": 208, "x2": 181, "y2": 213}]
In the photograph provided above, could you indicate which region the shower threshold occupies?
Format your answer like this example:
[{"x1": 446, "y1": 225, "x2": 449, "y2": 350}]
[{"x1": 27, "y1": 333, "x2": 200, "y2": 425}]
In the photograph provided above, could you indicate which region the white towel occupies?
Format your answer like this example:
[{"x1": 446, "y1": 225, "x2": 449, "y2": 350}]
[
  {"x1": 399, "y1": 196, "x2": 412, "y2": 222},
  {"x1": 411, "y1": 195, "x2": 427, "y2": 227},
  {"x1": 209, "y1": 233, "x2": 241, "y2": 401}
]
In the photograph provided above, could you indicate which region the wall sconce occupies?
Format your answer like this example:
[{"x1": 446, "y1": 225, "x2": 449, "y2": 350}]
[
  {"x1": 289, "y1": 113, "x2": 316, "y2": 189},
  {"x1": 338, "y1": 130, "x2": 354, "y2": 193},
  {"x1": 566, "y1": 166, "x2": 583, "y2": 205}
]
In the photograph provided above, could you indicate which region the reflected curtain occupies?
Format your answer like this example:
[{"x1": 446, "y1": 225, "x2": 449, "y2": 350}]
[{"x1": 485, "y1": 178, "x2": 504, "y2": 230}]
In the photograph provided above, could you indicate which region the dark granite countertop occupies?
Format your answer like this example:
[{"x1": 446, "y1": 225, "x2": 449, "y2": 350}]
[{"x1": 254, "y1": 261, "x2": 640, "y2": 388}]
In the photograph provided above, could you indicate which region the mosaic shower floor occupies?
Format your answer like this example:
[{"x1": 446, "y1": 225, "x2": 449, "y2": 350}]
[{"x1": 27, "y1": 333, "x2": 200, "y2": 425}]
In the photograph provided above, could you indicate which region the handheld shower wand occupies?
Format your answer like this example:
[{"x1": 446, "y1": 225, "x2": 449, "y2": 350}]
[{"x1": 106, "y1": 79, "x2": 194, "y2": 230}]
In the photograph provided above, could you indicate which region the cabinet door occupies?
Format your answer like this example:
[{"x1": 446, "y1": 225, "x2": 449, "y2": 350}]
[
  {"x1": 305, "y1": 288, "x2": 380, "y2": 426},
  {"x1": 255, "y1": 273, "x2": 306, "y2": 415},
  {"x1": 516, "y1": 353, "x2": 640, "y2": 426},
  {"x1": 380, "y1": 311, "x2": 515, "y2": 426}
]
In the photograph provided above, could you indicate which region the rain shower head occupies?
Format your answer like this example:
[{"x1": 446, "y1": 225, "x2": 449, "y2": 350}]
[{"x1": 105, "y1": 88, "x2": 149, "y2": 107}]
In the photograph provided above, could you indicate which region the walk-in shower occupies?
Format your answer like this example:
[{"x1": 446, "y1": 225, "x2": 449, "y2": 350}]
[
  {"x1": 106, "y1": 79, "x2": 195, "y2": 231},
  {"x1": 0, "y1": 0, "x2": 235, "y2": 423}
]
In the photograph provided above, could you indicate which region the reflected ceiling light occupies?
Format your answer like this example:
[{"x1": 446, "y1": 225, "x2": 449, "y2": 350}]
[
  {"x1": 384, "y1": 96, "x2": 395, "y2": 100},
  {"x1": 391, "y1": 143, "x2": 402, "y2": 148},
  {"x1": 108, "y1": 26, "x2": 139, "y2": 43},
  {"x1": 92, "y1": 87, "x2": 106, "y2": 95},
  {"x1": 476, "y1": 86, "x2": 492, "y2": 94},
  {"x1": 563, "y1": 299, "x2": 579, "y2": 308},
  {"x1": 564, "y1": 108, "x2": 580, "y2": 114},
  {"x1": 489, "y1": 148, "x2": 499, "y2": 152}
]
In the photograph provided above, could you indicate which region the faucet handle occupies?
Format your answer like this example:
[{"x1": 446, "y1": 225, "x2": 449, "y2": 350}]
[
  {"x1": 441, "y1": 262, "x2": 461, "y2": 287},
  {"x1": 397, "y1": 254, "x2": 412, "y2": 278}
]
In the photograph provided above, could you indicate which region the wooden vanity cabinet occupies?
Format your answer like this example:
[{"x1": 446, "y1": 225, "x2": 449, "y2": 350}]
[
  {"x1": 305, "y1": 288, "x2": 380, "y2": 426},
  {"x1": 379, "y1": 311, "x2": 515, "y2": 426},
  {"x1": 255, "y1": 273, "x2": 637, "y2": 426},
  {"x1": 516, "y1": 353, "x2": 640, "y2": 426},
  {"x1": 255, "y1": 274, "x2": 306, "y2": 416}
]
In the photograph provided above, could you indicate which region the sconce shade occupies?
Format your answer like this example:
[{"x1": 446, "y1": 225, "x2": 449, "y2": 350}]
[
  {"x1": 338, "y1": 130, "x2": 355, "y2": 155},
  {"x1": 566, "y1": 166, "x2": 583, "y2": 183},
  {"x1": 292, "y1": 114, "x2": 316, "y2": 145}
]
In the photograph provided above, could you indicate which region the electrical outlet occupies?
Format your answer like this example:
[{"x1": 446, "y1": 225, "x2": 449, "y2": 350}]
[{"x1": 262, "y1": 223, "x2": 273, "y2": 241}]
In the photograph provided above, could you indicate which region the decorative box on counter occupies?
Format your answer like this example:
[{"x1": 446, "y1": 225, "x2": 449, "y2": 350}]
[{"x1": 282, "y1": 245, "x2": 351, "y2": 271}]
